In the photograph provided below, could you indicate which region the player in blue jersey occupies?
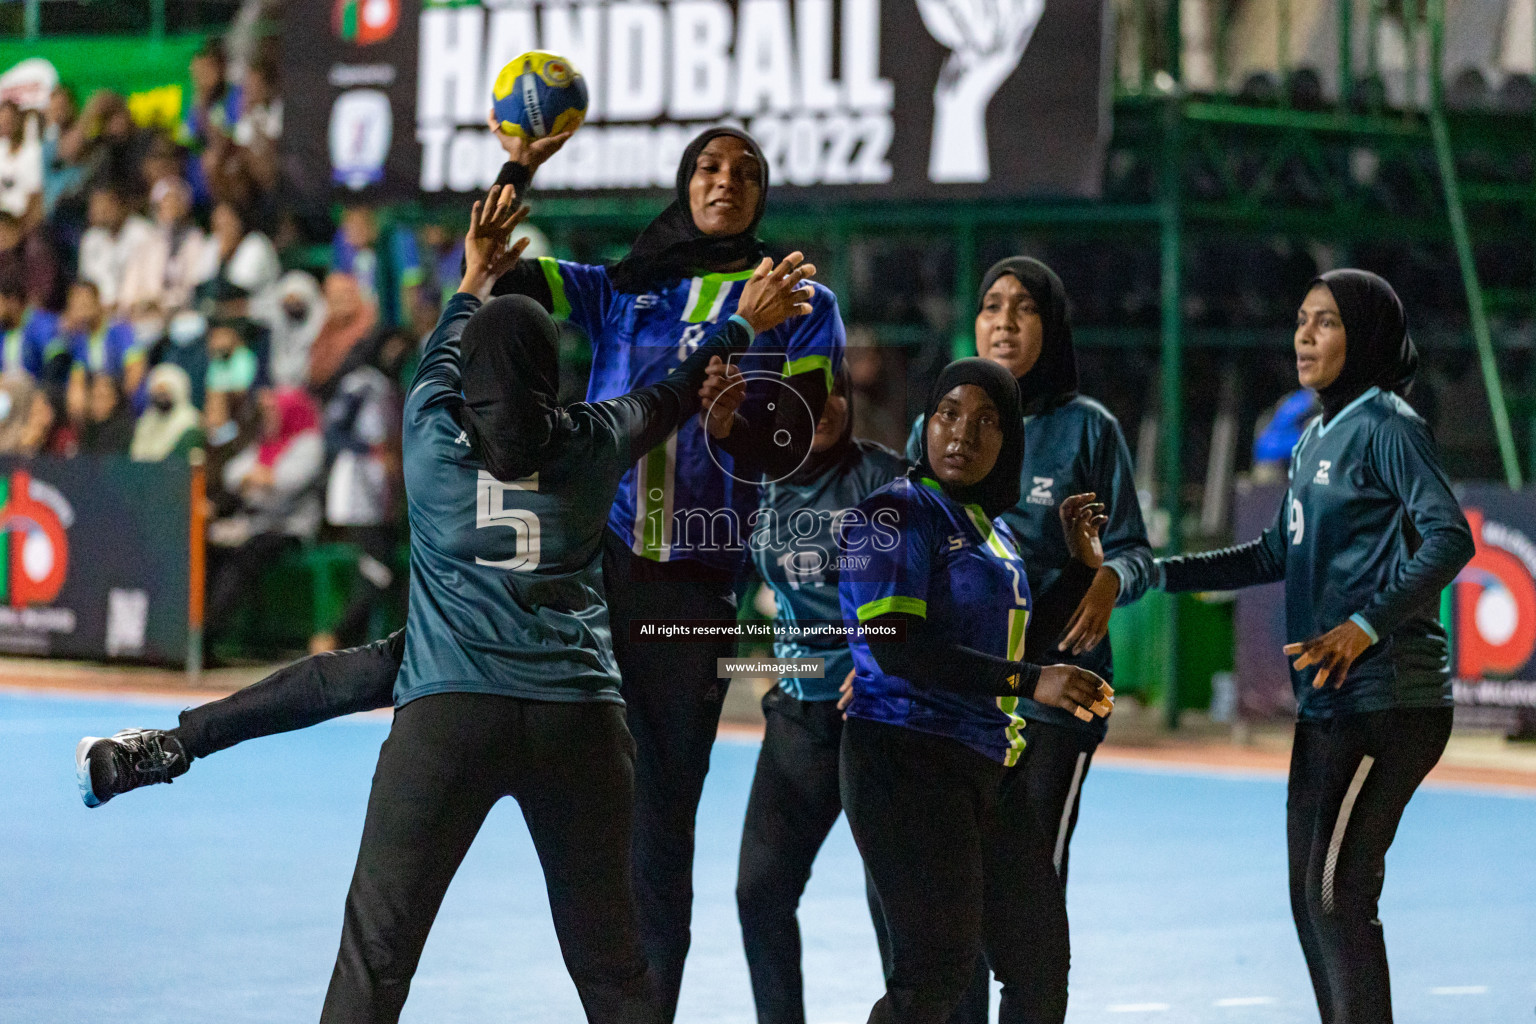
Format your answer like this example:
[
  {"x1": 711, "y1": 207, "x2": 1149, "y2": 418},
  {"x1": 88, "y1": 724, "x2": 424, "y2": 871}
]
[
  {"x1": 1154, "y1": 270, "x2": 1473, "y2": 1024},
  {"x1": 733, "y1": 365, "x2": 908, "y2": 1024},
  {"x1": 839, "y1": 357, "x2": 1113, "y2": 1024},
  {"x1": 484, "y1": 124, "x2": 845, "y2": 1019},
  {"x1": 910, "y1": 258, "x2": 1154, "y2": 1024},
  {"x1": 311, "y1": 187, "x2": 816, "y2": 1023}
]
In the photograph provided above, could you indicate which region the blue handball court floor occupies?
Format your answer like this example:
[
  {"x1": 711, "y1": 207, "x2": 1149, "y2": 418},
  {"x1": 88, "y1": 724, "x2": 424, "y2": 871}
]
[{"x1": 3, "y1": 690, "x2": 1533, "y2": 1023}]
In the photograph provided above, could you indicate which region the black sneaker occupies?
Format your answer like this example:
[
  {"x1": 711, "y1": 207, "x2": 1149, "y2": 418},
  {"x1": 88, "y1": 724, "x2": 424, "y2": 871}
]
[{"x1": 75, "y1": 729, "x2": 189, "y2": 808}]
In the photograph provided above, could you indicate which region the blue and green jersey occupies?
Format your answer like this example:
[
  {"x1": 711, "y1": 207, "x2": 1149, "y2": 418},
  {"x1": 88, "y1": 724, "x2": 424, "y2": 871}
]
[
  {"x1": 838, "y1": 476, "x2": 1035, "y2": 766},
  {"x1": 534, "y1": 257, "x2": 845, "y2": 572}
]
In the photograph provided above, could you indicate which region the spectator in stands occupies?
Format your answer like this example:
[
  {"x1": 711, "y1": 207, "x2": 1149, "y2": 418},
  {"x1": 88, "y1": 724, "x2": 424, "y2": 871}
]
[
  {"x1": 40, "y1": 85, "x2": 86, "y2": 220},
  {"x1": 205, "y1": 317, "x2": 259, "y2": 412},
  {"x1": 0, "y1": 212, "x2": 60, "y2": 311},
  {"x1": 312, "y1": 333, "x2": 405, "y2": 653},
  {"x1": 59, "y1": 280, "x2": 144, "y2": 424},
  {"x1": 206, "y1": 387, "x2": 324, "y2": 631},
  {"x1": 0, "y1": 372, "x2": 55, "y2": 456},
  {"x1": 65, "y1": 91, "x2": 151, "y2": 198},
  {"x1": 130, "y1": 363, "x2": 203, "y2": 462},
  {"x1": 234, "y1": 61, "x2": 283, "y2": 149},
  {"x1": 260, "y1": 270, "x2": 324, "y2": 388},
  {"x1": 0, "y1": 275, "x2": 60, "y2": 380},
  {"x1": 332, "y1": 204, "x2": 422, "y2": 329},
  {"x1": 199, "y1": 200, "x2": 279, "y2": 304},
  {"x1": 182, "y1": 41, "x2": 241, "y2": 152},
  {"x1": 78, "y1": 372, "x2": 136, "y2": 456},
  {"x1": 0, "y1": 101, "x2": 43, "y2": 226},
  {"x1": 306, "y1": 271, "x2": 376, "y2": 400},
  {"x1": 153, "y1": 309, "x2": 210, "y2": 408},
  {"x1": 228, "y1": 60, "x2": 281, "y2": 198},
  {"x1": 78, "y1": 184, "x2": 156, "y2": 311},
  {"x1": 121, "y1": 177, "x2": 211, "y2": 328}
]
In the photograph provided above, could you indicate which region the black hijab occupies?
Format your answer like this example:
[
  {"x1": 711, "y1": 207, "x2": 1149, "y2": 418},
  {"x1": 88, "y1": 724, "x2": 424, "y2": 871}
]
[
  {"x1": 911, "y1": 358, "x2": 1024, "y2": 519},
  {"x1": 787, "y1": 362, "x2": 855, "y2": 486},
  {"x1": 978, "y1": 256, "x2": 1079, "y2": 415},
  {"x1": 1310, "y1": 268, "x2": 1418, "y2": 422},
  {"x1": 459, "y1": 294, "x2": 565, "y2": 481},
  {"x1": 607, "y1": 127, "x2": 769, "y2": 294}
]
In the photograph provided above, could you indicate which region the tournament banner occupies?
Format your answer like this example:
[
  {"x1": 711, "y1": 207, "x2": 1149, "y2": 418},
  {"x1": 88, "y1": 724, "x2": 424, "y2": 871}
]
[
  {"x1": 0, "y1": 457, "x2": 194, "y2": 665},
  {"x1": 282, "y1": 0, "x2": 1108, "y2": 201},
  {"x1": 1232, "y1": 481, "x2": 1536, "y2": 723}
]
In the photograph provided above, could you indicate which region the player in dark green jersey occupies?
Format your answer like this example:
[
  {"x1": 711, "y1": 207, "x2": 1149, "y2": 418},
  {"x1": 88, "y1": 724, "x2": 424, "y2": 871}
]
[{"x1": 1155, "y1": 269, "x2": 1473, "y2": 1024}]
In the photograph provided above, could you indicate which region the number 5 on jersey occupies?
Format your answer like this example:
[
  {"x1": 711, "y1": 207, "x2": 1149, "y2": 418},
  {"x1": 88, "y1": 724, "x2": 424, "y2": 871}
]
[{"x1": 476, "y1": 470, "x2": 541, "y2": 571}]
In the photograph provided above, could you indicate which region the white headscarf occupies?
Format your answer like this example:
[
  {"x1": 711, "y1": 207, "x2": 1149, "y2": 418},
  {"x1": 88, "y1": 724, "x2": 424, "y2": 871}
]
[
  {"x1": 257, "y1": 270, "x2": 326, "y2": 388},
  {"x1": 130, "y1": 363, "x2": 202, "y2": 462}
]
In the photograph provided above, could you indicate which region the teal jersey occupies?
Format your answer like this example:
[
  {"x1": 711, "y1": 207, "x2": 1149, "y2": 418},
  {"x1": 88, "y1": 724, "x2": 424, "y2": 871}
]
[
  {"x1": 395, "y1": 293, "x2": 751, "y2": 708},
  {"x1": 1161, "y1": 388, "x2": 1474, "y2": 718},
  {"x1": 838, "y1": 477, "x2": 1035, "y2": 766},
  {"x1": 908, "y1": 395, "x2": 1153, "y2": 736},
  {"x1": 750, "y1": 440, "x2": 907, "y2": 701}
]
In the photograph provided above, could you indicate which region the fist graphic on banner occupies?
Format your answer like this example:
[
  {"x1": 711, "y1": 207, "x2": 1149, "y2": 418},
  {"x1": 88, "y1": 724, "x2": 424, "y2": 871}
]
[{"x1": 917, "y1": 0, "x2": 1044, "y2": 183}]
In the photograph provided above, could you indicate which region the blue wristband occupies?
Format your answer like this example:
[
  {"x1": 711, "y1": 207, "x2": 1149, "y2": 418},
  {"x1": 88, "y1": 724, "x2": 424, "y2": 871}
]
[{"x1": 729, "y1": 313, "x2": 756, "y2": 342}]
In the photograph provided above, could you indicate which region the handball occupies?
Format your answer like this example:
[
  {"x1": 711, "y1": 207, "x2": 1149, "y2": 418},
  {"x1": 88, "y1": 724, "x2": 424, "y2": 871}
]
[{"x1": 492, "y1": 51, "x2": 589, "y2": 140}]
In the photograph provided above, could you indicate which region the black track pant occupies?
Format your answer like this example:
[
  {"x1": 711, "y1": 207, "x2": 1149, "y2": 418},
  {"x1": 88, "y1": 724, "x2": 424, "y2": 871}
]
[
  {"x1": 172, "y1": 629, "x2": 403, "y2": 760},
  {"x1": 321, "y1": 692, "x2": 660, "y2": 1024},
  {"x1": 841, "y1": 717, "x2": 1062, "y2": 1024},
  {"x1": 944, "y1": 720, "x2": 1098, "y2": 1024},
  {"x1": 1287, "y1": 707, "x2": 1452, "y2": 1024},
  {"x1": 737, "y1": 689, "x2": 848, "y2": 1024},
  {"x1": 603, "y1": 529, "x2": 735, "y2": 1023}
]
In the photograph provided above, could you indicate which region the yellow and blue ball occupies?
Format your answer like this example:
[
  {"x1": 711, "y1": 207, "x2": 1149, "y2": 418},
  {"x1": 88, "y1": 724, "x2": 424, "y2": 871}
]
[{"x1": 492, "y1": 51, "x2": 589, "y2": 140}]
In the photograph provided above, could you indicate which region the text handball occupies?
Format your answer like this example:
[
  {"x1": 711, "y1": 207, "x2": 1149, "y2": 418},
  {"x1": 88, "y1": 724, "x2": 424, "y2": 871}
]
[{"x1": 492, "y1": 50, "x2": 590, "y2": 141}]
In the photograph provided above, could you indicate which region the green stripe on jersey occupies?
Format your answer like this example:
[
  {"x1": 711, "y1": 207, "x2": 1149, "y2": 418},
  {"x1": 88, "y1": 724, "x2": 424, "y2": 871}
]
[
  {"x1": 783, "y1": 354, "x2": 833, "y2": 392},
  {"x1": 633, "y1": 436, "x2": 675, "y2": 561},
  {"x1": 538, "y1": 257, "x2": 571, "y2": 320},
  {"x1": 684, "y1": 269, "x2": 755, "y2": 323},
  {"x1": 997, "y1": 695, "x2": 1027, "y2": 766},
  {"x1": 964, "y1": 505, "x2": 1016, "y2": 561},
  {"x1": 857, "y1": 595, "x2": 927, "y2": 621}
]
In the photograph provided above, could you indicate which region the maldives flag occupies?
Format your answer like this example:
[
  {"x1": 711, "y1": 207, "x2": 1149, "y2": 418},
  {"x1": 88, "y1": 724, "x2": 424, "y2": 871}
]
[{"x1": 334, "y1": 0, "x2": 399, "y2": 45}]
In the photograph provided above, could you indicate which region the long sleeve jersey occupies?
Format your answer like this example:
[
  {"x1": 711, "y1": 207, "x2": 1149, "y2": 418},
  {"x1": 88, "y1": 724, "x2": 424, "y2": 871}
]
[
  {"x1": 1158, "y1": 387, "x2": 1474, "y2": 718},
  {"x1": 493, "y1": 257, "x2": 845, "y2": 572},
  {"x1": 908, "y1": 394, "x2": 1153, "y2": 737},
  {"x1": 393, "y1": 293, "x2": 752, "y2": 708},
  {"x1": 750, "y1": 440, "x2": 908, "y2": 701}
]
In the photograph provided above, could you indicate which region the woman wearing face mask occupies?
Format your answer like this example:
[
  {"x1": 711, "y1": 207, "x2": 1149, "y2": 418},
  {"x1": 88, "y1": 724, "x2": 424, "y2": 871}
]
[
  {"x1": 839, "y1": 358, "x2": 1113, "y2": 1024},
  {"x1": 261, "y1": 270, "x2": 326, "y2": 389},
  {"x1": 734, "y1": 365, "x2": 907, "y2": 1024},
  {"x1": 130, "y1": 363, "x2": 203, "y2": 462},
  {"x1": 483, "y1": 123, "x2": 844, "y2": 1018},
  {"x1": 309, "y1": 186, "x2": 813, "y2": 1023},
  {"x1": 1154, "y1": 270, "x2": 1472, "y2": 1024},
  {"x1": 908, "y1": 258, "x2": 1155, "y2": 1024}
]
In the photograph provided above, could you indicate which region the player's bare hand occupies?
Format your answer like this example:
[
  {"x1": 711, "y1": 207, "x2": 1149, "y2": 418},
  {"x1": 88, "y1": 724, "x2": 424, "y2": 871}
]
[
  {"x1": 1058, "y1": 566, "x2": 1120, "y2": 655},
  {"x1": 699, "y1": 357, "x2": 746, "y2": 439},
  {"x1": 838, "y1": 668, "x2": 856, "y2": 716},
  {"x1": 1285, "y1": 619, "x2": 1374, "y2": 690},
  {"x1": 487, "y1": 107, "x2": 575, "y2": 173},
  {"x1": 1058, "y1": 492, "x2": 1107, "y2": 569},
  {"x1": 736, "y1": 252, "x2": 817, "y2": 335},
  {"x1": 1035, "y1": 664, "x2": 1114, "y2": 722},
  {"x1": 459, "y1": 184, "x2": 531, "y2": 299}
]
